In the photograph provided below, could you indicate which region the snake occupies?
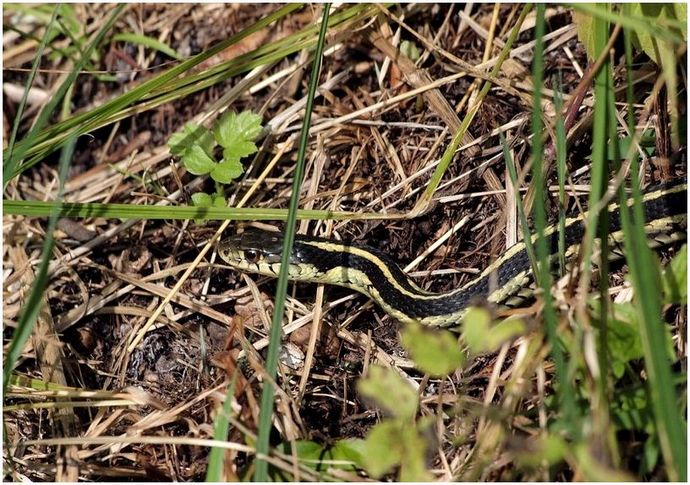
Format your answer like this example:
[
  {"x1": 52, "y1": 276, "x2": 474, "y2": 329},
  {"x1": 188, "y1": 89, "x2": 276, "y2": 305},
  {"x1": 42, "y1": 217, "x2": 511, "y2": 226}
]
[{"x1": 218, "y1": 181, "x2": 687, "y2": 327}]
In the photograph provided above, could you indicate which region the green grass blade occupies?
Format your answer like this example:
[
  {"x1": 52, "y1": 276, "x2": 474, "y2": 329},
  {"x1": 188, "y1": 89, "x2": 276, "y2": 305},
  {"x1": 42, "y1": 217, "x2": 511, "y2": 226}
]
[
  {"x1": 4, "y1": 5, "x2": 125, "y2": 188},
  {"x1": 502, "y1": 136, "x2": 536, "y2": 271},
  {"x1": 111, "y1": 33, "x2": 182, "y2": 60},
  {"x1": 2, "y1": 200, "x2": 380, "y2": 221},
  {"x1": 617, "y1": 166, "x2": 687, "y2": 481},
  {"x1": 553, "y1": 80, "x2": 567, "y2": 276},
  {"x1": 530, "y1": 4, "x2": 578, "y2": 441},
  {"x1": 414, "y1": 4, "x2": 531, "y2": 211},
  {"x1": 253, "y1": 5, "x2": 331, "y2": 480},
  {"x1": 3, "y1": 7, "x2": 59, "y2": 183},
  {"x1": 570, "y1": 3, "x2": 685, "y2": 44},
  {"x1": 5, "y1": 4, "x2": 302, "y2": 178},
  {"x1": 11, "y1": 5, "x2": 377, "y2": 176},
  {"x1": 3, "y1": 137, "x2": 75, "y2": 393},
  {"x1": 618, "y1": 27, "x2": 687, "y2": 481},
  {"x1": 205, "y1": 373, "x2": 238, "y2": 481}
]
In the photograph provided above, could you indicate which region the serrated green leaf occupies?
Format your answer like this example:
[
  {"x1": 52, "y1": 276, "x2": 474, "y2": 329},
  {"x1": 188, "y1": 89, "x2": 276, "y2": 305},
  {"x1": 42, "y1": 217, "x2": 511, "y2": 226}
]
[
  {"x1": 211, "y1": 158, "x2": 244, "y2": 183},
  {"x1": 169, "y1": 123, "x2": 215, "y2": 156},
  {"x1": 214, "y1": 110, "x2": 263, "y2": 149},
  {"x1": 398, "y1": 425, "x2": 433, "y2": 482},
  {"x1": 191, "y1": 192, "x2": 212, "y2": 207},
  {"x1": 223, "y1": 141, "x2": 257, "y2": 160},
  {"x1": 182, "y1": 144, "x2": 216, "y2": 175},
  {"x1": 605, "y1": 300, "x2": 678, "y2": 371},
  {"x1": 662, "y1": 244, "x2": 687, "y2": 304},
  {"x1": 400, "y1": 322, "x2": 464, "y2": 377},
  {"x1": 357, "y1": 365, "x2": 417, "y2": 419}
]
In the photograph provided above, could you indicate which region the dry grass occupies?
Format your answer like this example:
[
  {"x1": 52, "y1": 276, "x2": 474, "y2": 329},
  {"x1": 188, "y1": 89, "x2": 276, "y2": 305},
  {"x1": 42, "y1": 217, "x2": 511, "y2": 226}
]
[{"x1": 3, "y1": 4, "x2": 686, "y2": 481}]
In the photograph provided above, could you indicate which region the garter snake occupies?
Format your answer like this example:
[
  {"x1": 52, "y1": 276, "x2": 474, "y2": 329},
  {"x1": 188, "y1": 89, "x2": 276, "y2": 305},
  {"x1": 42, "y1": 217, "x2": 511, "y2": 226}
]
[{"x1": 218, "y1": 181, "x2": 687, "y2": 327}]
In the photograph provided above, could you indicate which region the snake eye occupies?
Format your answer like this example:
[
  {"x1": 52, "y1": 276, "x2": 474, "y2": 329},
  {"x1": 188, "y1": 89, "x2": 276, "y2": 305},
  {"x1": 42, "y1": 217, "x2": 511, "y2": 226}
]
[{"x1": 244, "y1": 249, "x2": 260, "y2": 263}]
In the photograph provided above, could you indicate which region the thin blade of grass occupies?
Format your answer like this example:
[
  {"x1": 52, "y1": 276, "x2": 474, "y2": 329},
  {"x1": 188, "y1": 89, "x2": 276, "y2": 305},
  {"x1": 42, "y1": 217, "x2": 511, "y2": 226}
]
[
  {"x1": 3, "y1": 6, "x2": 59, "y2": 183},
  {"x1": 2, "y1": 137, "x2": 75, "y2": 393},
  {"x1": 5, "y1": 3, "x2": 303, "y2": 178},
  {"x1": 553, "y1": 79, "x2": 567, "y2": 277},
  {"x1": 412, "y1": 3, "x2": 531, "y2": 215},
  {"x1": 253, "y1": 4, "x2": 331, "y2": 481},
  {"x1": 617, "y1": 27, "x2": 687, "y2": 482},
  {"x1": 4, "y1": 5, "x2": 125, "y2": 187},
  {"x1": 530, "y1": 3, "x2": 578, "y2": 441},
  {"x1": 206, "y1": 373, "x2": 239, "y2": 481},
  {"x1": 617, "y1": 159, "x2": 687, "y2": 482},
  {"x1": 111, "y1": 33, "x2": 182, "y2": 60},
  {"x1": 570, "y1": 3, "x2": 685, "y2": 44},
  {"x1": 2, "y1": 200, "x2": 388, "y2": 221},
  {"x1": 10, "y1": 4, "x2": 376, "y2": 173}
]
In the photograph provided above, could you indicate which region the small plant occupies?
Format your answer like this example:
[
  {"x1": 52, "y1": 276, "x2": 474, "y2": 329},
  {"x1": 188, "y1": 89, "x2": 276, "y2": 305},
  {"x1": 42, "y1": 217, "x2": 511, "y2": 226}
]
[{"x1": 168, "y1": 110, "x2": 263, "y2": 210}]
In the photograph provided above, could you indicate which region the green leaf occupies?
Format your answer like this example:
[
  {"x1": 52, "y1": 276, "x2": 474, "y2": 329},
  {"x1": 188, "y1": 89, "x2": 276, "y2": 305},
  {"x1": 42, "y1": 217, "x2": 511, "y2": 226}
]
[
  {"x1": 357, "y1": 365, "x2": 418, "y2": 419},
  {"x1": 624, "y1": 4, "x2": 686, "y2": 65},
  {"x1": 182, "y1": 145, "x2": 217, "y2": 175},
  {"x1": 610, "y1": 384, "x2": 652, "y2": 432},
  {"x1": 291, "y1": 440, "x2": 327, "y2": 469},
  {"x1": 169, "y1": 123, "x2": 215, "y2": 156},
  {"x1": 213, "y1": 110, "x2": 263, "y2": 148},
  {"x1": 642, "y1": 434, "x2": 661, "y2": 475},
  {"x1": 223, "y1": 140, "x2": 258, "y2": 159},
  {"x1": 330, "y1": 439, "x2": 366, "y2": 470},
  {"x1": 361, "y1": 420, "x2": 432, "y2": 481},
  {"x1": 210, "y1": 158, "x2": 244, "y2": 183},
  {"x1": 192, "y1": 192, "x2": 227, "y2": 209},
  {"x1": 274, "y1": 438, "x2": 364, "y2": 474},
  {"x1": 361, "y1": 421, "x2": 403, "y2": 478},
  {"x1": 400, "y1": 40, "x2": 420, "y2": 61},
  {"x1": 572, "y1": 9, "x2": 597, "y2": 60},
  {"x1": 661, "y1": 244, "x2": 687, "y2": 304},
  {"x1": 597, "y1": 300, "x2": 678, "y2": 379},
  {"x1": 112, "y1": 32, "x2": 183, "y2": 60},
  {"x1": 212, "y1": 194, "x2": 227, "y2": 208},
  {"x1": 514, "y1": 434, "x2": 568, "y2": 467},
  {"x1": 462, "y1": 307, "x2": 526, "y2": 354},
  {"x1": 461, "y1": 307, "x2": 493, "y2": 353},
  {"x1": 606, "y1": 304, "x2": 645, "y2": 379},
  {"x1": 400, "y1": 322, "x2": 464, "y2": 376},
  {"x1": 191, "y1": 192, "x2": 212, "y2": 207}
]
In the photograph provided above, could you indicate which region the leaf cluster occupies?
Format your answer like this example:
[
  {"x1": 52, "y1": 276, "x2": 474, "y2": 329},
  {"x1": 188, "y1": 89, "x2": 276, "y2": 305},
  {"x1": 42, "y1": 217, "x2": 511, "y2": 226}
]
[{"x1": 168, "y1": 110, "x2": 263, "y2": 208}]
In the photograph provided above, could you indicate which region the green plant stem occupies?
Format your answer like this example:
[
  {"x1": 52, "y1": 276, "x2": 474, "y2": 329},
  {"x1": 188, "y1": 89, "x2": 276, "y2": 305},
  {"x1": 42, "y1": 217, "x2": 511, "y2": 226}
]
[
  {"x1": 253, "y1": 4, "x2": 331, "y2": 481},
  {"x1": 2, "y1": 200, "x2": 380, "y2": 221}
]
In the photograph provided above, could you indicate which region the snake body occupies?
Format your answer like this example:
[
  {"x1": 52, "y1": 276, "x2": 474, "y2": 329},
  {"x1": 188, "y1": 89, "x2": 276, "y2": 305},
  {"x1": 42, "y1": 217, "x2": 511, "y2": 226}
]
[{"x1": 219, "y1": 181, "x2": 687, "y2": 326}]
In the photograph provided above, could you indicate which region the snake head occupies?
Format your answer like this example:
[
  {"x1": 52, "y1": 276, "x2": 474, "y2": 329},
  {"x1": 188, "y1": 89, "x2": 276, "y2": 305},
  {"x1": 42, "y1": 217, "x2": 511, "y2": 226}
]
[{"x1": 219, "y1": 228, "x2": 297, "y2": 276}]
